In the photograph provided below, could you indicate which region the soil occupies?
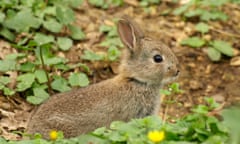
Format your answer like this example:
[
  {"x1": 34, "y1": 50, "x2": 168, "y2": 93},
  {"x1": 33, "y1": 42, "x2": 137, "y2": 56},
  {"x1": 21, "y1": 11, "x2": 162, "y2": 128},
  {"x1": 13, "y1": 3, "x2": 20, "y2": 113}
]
[{"x1": 0, "y1": 1, "x2": 240, "y2": 140}]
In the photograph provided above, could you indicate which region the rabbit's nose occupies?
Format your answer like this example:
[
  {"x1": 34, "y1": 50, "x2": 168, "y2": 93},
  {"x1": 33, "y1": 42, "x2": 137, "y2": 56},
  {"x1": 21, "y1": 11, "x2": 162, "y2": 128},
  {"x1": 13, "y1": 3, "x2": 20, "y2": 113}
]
[{"x1": 167, "y1": 66, "x2": 180, "y2": 76}]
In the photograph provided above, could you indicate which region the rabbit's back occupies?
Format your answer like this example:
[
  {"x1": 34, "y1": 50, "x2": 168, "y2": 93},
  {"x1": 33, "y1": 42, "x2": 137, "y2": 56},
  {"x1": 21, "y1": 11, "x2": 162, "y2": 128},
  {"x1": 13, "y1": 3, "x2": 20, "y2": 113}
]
[{"x1": 27, "y1": 75, "x2": 160, "y2": 138}]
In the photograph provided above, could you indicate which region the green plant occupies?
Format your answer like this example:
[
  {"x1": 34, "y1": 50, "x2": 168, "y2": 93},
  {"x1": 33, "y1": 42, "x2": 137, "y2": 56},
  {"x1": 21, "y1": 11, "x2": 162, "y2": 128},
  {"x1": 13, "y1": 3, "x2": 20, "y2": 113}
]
[
  {"x1": 2, "y1": 98, "x2": 237, "y2": 144},
  {"x1": 160, "y1": 82, "x2": 184, "y2": 96},
  {"x1": 140, "y1": 0, "x2": 161, "y2": 7},
  {"x1": 81, "y1": 22, "x2": 122, "y2": 62},
  {"x1": 139, "y1": 0, "x2": 163, "y2": 15},
  {"x1": 99, "y1": 23, "x2": 123, "y2": 61},
  {"x1": 181, "y1": 35, "x2": 234, "y2": 62},
  {"x1": 0, "y1": 76, "x2": 15, "y2": 96},
  {"x1": 191, "y1": 97, "x2": 220, "y2": 114},
  {"x1": 173, "y1": 0, "x2": 236, "y2": 61},
  {"x1": 0, "y1": 0, "x2": 90, "y2": 104},
  {"x1": 173, "y1": 0, "x2": 229, "y2": 21},
  {"x1": 0, "y1": 0, "x2": 85, "y2": 41},
  {"x1": 231, "y1": 0, "x2": 240, "y2": 3},
  {"x1": 88, "y1": 0, "x2": 124, "y2": 9}
]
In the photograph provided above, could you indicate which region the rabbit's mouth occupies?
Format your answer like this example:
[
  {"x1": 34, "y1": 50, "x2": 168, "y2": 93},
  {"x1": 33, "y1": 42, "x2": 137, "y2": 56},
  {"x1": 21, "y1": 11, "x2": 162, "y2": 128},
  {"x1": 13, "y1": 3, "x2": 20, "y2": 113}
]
[{"x1": 162, "y1": 74, "x2": 179, "y2": 85}]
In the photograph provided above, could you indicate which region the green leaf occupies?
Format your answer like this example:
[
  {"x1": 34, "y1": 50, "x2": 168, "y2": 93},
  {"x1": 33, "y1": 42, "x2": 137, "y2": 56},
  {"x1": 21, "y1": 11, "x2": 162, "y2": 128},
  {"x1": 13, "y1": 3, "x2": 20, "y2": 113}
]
[
  {"x1": 169, "y1": 82, "x2": 184, "y2": 93},
  {"x1": 3, "y1": 9, "x2": 41, "y2": 32},
  {"x1": 184, "y1": 9, "x2": 204, "y2": 18},
  {"x1": 54, "y1": 63, "x2": 71, "y2": 71},
  {"x1": 0, "y1": 83, "x2": 3, "y2": 90},
  {"x1": 20, "y1": 62, "x2": 35, "y2": 72},
  {"x1": 68, "y1": 0, "x2": 84, "y2": 8},
  {"x1": 34, "y1": 33, "x2": 55, "y2": 45},
  {"x1": 173, "y1": 3, "x2": 190, "y2": 15},
  {"x1": 0, "y1": 12, "x2": 5, "y2": 23},
  {"x1": 99, "y1": 25, "x2": 113, "y2": 33},
  {"x1": 100, "y1": 25, "x2": 118, "y2": 37},
  {"x1": 68, "y1": 25, "x2": 85, "y2": 40},
  {"x1": 201, "y1": 0, "x2": 229, "y2": 7},
  {"x1": 57, "y1": 37, "x2": 73, "y2": 51},
  {"x1": 204, "y1": 97, "x2": 220, "y2": 110},
  {"x1": 27, "y1": 87, "x2": 49, "y2": 105},
  {"x1": 140, "y1": 0, "x2": 161, "y2": 7},
  {"x1": 81, "y1": 50, "x2": 105, "y2": 61},
  {"x1": 35, "y1": 70, "x2": 48, "y2": 84},
  {"x1": 43, "y1": 19, "x2": 63, "y2": 33},
  {"x1": 139, "y1": 1, "x2": 148, "y2": 7},
  {"x1": 51, "y1": 76, "x2": 71, "y2": 92},
  {"x1": 111, "y1": 0, "x2": 124, "y2": 6},
  {"x1": 38, "y1": 6, "x2": 56, "y2": 18},
  {"x1": 191, "y1": 105, "x2": 209, "y2": 114},
  {"x1": 77, "y1": 63, "x2": 91, "y2": 73},
  {"x1": 20, "y1": 0, "x2": 35, "y2": 7},
  {"x1": 195, "y1": 22, "x2": 209, "y2": 34},
  {"x1": 207, "y1": 47, "x2": 221, "y2": 61},
  {"x1": 0, "y1": 28, "x2": 15, "y2": 41},
  {"x1": 107, "y1": 46, "x2": 121, "y2": 61},
  {"x1": 211, "y1": 40, "x2": 234, "y2": 57},
  {"x1": 56, "y1": 7, "x2": 75, "y2": 25},
  {"x1": 5, "y1": 53, "x2": 26, "y2": 60},
  {"x1": 6, "y1": 9, "x2": 16, "y2": 19},
  {"x1": 68, "y1": 73, "x2": 89, "y2": 87},
  {"x1": 67, "y1": 63, "x2": 91, "y2": 74},
  {"x1": 160, "y1": 89, "x2": 171, "y2": 95},
  {"x1": 0, "y1": 76, "x2": 11, "y2": 85},
  {"x1": 203, "y1": 135, "x2": 228, "y2": 144},
  {"x1": 35, "y1": 44, "x2": 68, "y2": 65},
  {"x1": 107, "y1": 27, "x2": 118, "y2": 37},
  {"x1": 3, "y1": 87, "x2": 15, "y2": 96},
  {"x1": 200, "y1": 10, "x2": 228, "y2": 21},
  {"x1": 16, "y1": 73, "x2": 35, "y2": 91},
  {"x1": 100, "y1": 37, "x2": 123, "y2": 48},
  {"x1": 34, "y1": 44, "x2": 67, "y2": 65},
  {"x1": 181, "y1": 37, "x2": 206, "y2": 48},
  {"x1": 89, "y1": 0, "x2": 108, "y2": 9},
  {"x1": 44, "y1": 57, "x2": 67, "y2": 65},
  {"x1": 0, "y1": 59, "x2": 17, "y2": 72},
  {"x1": 231, "y1": 0, "x2": 240, "y2": 3}
]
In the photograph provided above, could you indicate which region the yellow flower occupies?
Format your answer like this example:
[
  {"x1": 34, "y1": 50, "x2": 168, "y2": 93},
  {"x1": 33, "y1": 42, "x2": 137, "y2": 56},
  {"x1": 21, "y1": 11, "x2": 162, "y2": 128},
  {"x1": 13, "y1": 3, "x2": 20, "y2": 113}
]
[
  {"x1": 148, "y1": 130, "x2": 165, "y2": 143},
  {"x1": 49, "y1": 130, "x2": 58, "y2": 140}
]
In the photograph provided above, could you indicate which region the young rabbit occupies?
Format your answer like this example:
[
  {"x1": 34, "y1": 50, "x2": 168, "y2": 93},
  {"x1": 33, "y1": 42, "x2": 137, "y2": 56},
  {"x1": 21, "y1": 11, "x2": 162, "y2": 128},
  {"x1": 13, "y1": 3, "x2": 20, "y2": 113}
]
[{"x1": 27, "y1": 16, "x2": 179, "y2": 139}]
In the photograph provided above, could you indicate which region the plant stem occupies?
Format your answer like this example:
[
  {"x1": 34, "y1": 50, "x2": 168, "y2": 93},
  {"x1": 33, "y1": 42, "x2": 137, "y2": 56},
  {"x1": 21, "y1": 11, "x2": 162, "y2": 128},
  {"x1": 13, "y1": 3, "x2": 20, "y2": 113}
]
[{"x1": 39, "y1": 46, "x2": 52, "y2": 94}]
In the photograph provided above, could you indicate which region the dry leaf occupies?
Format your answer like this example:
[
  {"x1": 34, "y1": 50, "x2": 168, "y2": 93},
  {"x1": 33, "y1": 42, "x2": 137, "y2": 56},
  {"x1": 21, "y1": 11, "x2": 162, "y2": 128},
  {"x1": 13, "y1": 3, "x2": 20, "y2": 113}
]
[
  {"x1": 123, "y1": 0, "x2": 138, "y2": 6},
  {"x1": 104, "y1": 20, "x2": 115, "y2": 26},
  {"x1": 230, "y1": 56, "x2": 240, "y2": 66},
  {"x1": 0, "y1": 96, "x2": 33, "y2": 140}
]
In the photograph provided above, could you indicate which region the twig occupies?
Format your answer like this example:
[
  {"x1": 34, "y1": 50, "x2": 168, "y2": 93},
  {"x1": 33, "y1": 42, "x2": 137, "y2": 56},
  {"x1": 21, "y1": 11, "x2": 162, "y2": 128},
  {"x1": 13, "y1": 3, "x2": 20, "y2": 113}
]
[
  {"x1": 162, "y1": 102, "x2": 169, "y2": 124},
  {"x1": 162, "y1": 93, "x2": 174, "y2": 124},
  {"x1": 210, "y1": 27, "x2": 240, "y2": 39}
]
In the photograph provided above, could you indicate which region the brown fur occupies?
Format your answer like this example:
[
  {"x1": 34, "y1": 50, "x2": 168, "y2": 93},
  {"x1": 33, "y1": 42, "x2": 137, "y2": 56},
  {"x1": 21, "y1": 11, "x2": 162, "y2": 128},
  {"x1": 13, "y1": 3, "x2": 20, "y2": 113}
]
[{"x1": 27, "y1": 16, "x2": 179, "y2": 139}]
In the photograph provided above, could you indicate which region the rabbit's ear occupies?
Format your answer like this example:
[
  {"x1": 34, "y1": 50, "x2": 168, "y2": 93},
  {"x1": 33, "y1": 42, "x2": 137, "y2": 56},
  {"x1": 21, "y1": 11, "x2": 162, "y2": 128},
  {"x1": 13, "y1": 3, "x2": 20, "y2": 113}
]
[{"x1": 118, "y1": 16, "x2": 144, "y2": 51}]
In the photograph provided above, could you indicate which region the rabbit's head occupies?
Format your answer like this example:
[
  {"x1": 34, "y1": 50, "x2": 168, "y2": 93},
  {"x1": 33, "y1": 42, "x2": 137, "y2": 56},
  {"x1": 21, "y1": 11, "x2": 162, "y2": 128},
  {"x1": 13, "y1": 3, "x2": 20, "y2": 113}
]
[{"x1": 118, "y1": 16, "x2": 179, "y2": 87}]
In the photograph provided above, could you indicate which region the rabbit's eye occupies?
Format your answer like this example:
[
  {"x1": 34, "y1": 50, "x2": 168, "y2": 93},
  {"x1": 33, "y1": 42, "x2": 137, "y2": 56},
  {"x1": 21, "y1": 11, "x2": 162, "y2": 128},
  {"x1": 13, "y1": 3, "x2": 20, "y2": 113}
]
[{"x1": 153, "y1": 55, "x2": 163, "y2": 63}]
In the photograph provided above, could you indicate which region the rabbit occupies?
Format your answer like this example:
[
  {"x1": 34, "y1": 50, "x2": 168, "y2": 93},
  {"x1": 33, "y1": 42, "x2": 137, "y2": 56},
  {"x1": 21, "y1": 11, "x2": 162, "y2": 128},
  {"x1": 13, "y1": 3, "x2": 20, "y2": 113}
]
[{"x1": 26, "y1": 16, "x2": 179, "y2": 139}]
